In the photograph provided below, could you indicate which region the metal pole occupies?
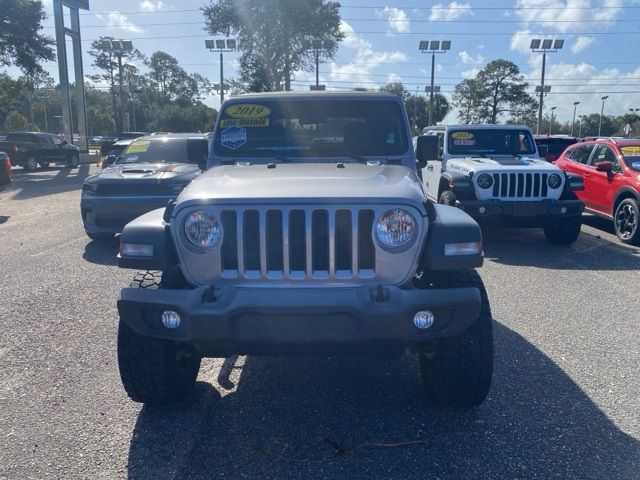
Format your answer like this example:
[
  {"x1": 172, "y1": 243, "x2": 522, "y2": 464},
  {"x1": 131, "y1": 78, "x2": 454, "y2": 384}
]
[
  {"x1": 428, "y1": 52, "x2": 435, "y2": 126},
  {"x1": 52, "y1": 0, "x2": 72, "y2": 143},
  {"x1": 70, "y1": 6, "x2": 88, "y2": 151},
  {"x1": 117, "y1": 53, "x2": 125, "y2": 132},
  {"x1": 413, "y1": 86, "x2": 418, "y2": 132},
  {"x1": 571, "y1": 104, "x2": 577, "y2": 137},
  {"x1": 43, "y1": 100, "x2": 48, "y2": 132},
  {"x1": 537, "y1": 52, "x2": 546, "y2": 135},
  {"x1": 578, "y1": 117, "x2": 583, "y2": 137},
  {"x1": 315, "y1": 50, "x2": 320, "y2": 89},
  {"x1": 220, "y1": 51, "x2": 224, "y2": 104},
  {"x1": 598, "y1": 97, "x2": 606, "y2": 136}
]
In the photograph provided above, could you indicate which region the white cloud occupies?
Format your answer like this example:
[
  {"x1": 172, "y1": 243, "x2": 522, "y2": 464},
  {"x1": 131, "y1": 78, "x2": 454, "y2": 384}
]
[
  {"x1": 571, "y1": 36, "x2": 595, "y2": 53},
  {"x1": 510, "y1": 29, "x2": 538, "y2": 53},
  {"x1": 139, "y1": 0, "x2": 165, "y2": 12},
  {"x1": 458, "y1": 51, "x2": 485, "y2": 65},
  {"x1": 97, "y1": 11, "x2": 144, "y2": 33},
  {"x1": 387, "y1": 73, "x2": 403, "y2": 83},
  {"x1": 462, "y1": 68, "x2": 481, "y2": 79},
  {"x1": 514, "y1": 0, "x2": 623, "y2": 33},
  {"x1": 429, "y1": 1, "x2": 473, "y2": 21},
  {"x1": 329, "y1": 21, "x2": 408, "y2": 86},
  {"x1": 377, "y1": 7, "x2": 411, "y2": 33}
]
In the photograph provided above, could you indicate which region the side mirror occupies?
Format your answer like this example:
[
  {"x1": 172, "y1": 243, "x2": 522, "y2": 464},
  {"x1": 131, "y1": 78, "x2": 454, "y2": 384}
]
[
  {"x1": 596, "y1": 161, "x2": 613, "y2": 173},
  {"x1": 61, "y1": 139, "x2": 68, "y2": 145},
  {"x1": 416, "y1": 135, "x2": 440, "y2": 168},
  {"x1": 537, "y1": 145, "x2": 549, "y2": 157}
]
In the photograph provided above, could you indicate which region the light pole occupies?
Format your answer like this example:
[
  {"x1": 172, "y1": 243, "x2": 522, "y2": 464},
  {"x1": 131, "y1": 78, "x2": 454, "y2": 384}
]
[
  {"x1": 419, "y1": 40, "x2": 451, "y2": 126},
  {"x1": 598, "y1": 95, "x2": 609, "y2": 137},
  {"x1": 548, "y1": 106, "x2": 557, "y2": 135},
  {"x1": 571, "y1": 101, "x2": 580, "y2": 137},
  {"x1": 205, "y1": 38, "x2": 236, "y2": 104},
  {"x1": 578, "y1": 115, "x2": 584, "y2": 137},
  {"x1": 530, "y1": 38, "x2": 564, "y2": 135},
  {"x1": 100, "y1": 39, "x2": 134, "y2": 133},
  {"x1": 303, "y1": 39, "x2": 333, "y2": 91}
]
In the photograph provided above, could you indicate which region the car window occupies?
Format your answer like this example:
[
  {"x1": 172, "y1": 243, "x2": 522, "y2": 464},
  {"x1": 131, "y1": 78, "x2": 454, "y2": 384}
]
[
  {"x1": 620, "y1": 145, "x2": 640, "y2": 172},
  {"x1": 590, "y1": 145, "x2": 620, "y2": 170},
  {"x1": 448, "y1": 129, "x2": 536, "y2": 156},
  {"x1": 7, "y1": 133, "x2": 35, "y2": 143},
  {"x1": 117, "y1": 138, "x2": 203, "y2": 164},
  {"x1": 51, "y1": 135, "x2": 64, "y2": 146},
  {"x1": 571, "y1": 145, "x2": 594, "y2": 164}
]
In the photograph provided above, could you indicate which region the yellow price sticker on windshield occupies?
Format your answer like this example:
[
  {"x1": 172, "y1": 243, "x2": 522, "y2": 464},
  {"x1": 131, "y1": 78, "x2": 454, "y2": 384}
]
[
  {"x1": 621, "y1": 146, "x2": 640, "y2": 156},
  {"x1": 225, "y1": 104, "x2": 271, "y2": 118},
  {"x1": 451, "y1": 131, "x2": 474, "y2": 140},
  {"x1": 127, "y1": 141, "x2": 150, "y2": 154}
]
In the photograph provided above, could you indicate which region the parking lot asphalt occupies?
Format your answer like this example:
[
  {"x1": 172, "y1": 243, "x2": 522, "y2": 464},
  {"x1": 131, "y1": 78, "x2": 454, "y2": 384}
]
[{"x1": 1, "y1": 166, "x2": 639, "y2": 480}]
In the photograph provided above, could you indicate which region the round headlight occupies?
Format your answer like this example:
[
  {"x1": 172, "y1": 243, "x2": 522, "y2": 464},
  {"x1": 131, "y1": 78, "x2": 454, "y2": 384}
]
[
  {"x1": 184, "y1": 210, "x2": 222, "y2": 248},
  {"x1": 476, "y1": 173, "x2": 494, "y2": 189},
  {"x1": 548, "y1": 173, "x2": 563, "y2": 189},
  {"x1": 375, "y1": 209, "x2": 417, "y2": 250}
]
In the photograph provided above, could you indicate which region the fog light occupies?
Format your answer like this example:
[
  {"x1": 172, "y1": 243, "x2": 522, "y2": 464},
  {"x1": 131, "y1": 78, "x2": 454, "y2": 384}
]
[
  {"x1": 479, "y1": 206, "x2": 486, "y2": 214},
  {"x1": 161, "y1": 310, "x2": 181, "y2": 329},
  {"x1": 413, "y1": 311, "x2": 434, "y2": 329},
  {"x1": 120, "y1": 243, "x2": 153, "y2": 257},
  {"x1": 560, "y1": 206, "x2": 568, "y2": 214}
]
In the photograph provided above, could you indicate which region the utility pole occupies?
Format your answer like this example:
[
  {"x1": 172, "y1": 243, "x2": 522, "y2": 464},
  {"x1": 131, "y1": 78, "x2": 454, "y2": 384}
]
[
  {"x1": 571, "y1": 101, "x2": 580, "y2": 137},
  {"x1": 598, "y1": 95, "x2": 609, "y2": 137},
  {"x1": 206, "y1": 39, "x2": 236, "y2": 105},
  {"x1": 548, "y1": 106, "x2": 556, "y2": 135},
  {"x1": 419, "y1": 40, "x2": 451, "y2": 127},
  {"x1": 531, "y1": 38, "x2": 564, "y2": 135},
  {"x1": 578, "y1": 115, "x2": 584, "y2": 137}
]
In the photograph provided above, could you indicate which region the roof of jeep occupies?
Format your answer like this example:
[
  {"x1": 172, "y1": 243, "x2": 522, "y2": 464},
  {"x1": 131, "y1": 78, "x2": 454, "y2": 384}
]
[
  {"x1": 445, "y1": 124, "x2": 531, "y2": 130},
  {"x1": 226, "y1": 91, "x2": 402, "y2": 101}
]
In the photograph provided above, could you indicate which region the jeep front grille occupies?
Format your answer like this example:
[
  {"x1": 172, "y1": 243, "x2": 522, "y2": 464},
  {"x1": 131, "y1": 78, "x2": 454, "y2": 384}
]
[
  {"x1": 491, "y1": 173, "x2": 548, "y2": 199},
  {"x1": 218, "y1": 208, "x2": 377, "y2": 280}
]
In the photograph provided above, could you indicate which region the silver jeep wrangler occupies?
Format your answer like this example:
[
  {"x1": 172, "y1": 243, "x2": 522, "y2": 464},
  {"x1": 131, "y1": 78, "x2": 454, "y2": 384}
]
[{"x1": 116, "y1": 92, "x2": 493, "y2": 408}]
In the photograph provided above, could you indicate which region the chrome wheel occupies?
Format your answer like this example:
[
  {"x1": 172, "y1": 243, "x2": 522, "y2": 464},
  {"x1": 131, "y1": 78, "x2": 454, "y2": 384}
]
[
  {"x1": 25, "y1": 157, "x2": 38, "y2": 171},
  {"x1": 615, "y1": 202, "x2": 638, "y2": 240}
]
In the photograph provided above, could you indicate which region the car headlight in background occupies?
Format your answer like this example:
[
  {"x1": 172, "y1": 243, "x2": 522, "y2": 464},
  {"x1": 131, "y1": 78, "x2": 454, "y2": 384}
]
[
  {"x1": 184, "y1": 210, "x2": 222, "y2": 248},
  {"x1": 476, "y1": 173, "x2": 493, "y2": 189},
  {"x1": 375, "y1": 209, "x2": 417, "y2": 251},
  {"x1": 548, "y1": 173, "x2": 563, "y2": 189},
  {"x1": 82, "y1": 183, "x2": 98, "y2": 195}
]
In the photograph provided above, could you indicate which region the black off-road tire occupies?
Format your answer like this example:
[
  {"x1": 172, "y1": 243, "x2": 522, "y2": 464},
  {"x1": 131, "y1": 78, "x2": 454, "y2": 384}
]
[
  {"x1": 543, "y1": 216, "x2": 581, "y2": 245},
  {"x1": 419, "y1": 269, "x2": 493, "y2": 408},
  {"x1": 438, "y1": 189, "x2": 457, "y2": 207},
  {"x1": 86, "y1": 231, "x2": 113, "y2": 241},
  {"x1": 39, "y1": 162, "x2": 50, "y2": 169},
  {"x1": 67, "y1": 154, "x2": 80, "y2": 169},
  {"x1": 613, "y1": 198, "x2": 640, "y2": 245},
  {"x1": 24, "y1": 156, "x2": 38, "y2": 171},
  {"x1": 117, "y1": 271, "x2": 201, "y2": 405}
]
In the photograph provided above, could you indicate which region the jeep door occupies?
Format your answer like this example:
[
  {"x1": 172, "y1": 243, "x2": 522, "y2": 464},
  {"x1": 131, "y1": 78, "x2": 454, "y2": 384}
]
[
  {"x1": 586, "y1": 144, "x2": 624, "y2": 215},
  {"x1": 38, "y1": 134, "x2": 60, "y2": 162},
  {"x1": 422, "y1": 133, "x2": 444, "y2": 200}
]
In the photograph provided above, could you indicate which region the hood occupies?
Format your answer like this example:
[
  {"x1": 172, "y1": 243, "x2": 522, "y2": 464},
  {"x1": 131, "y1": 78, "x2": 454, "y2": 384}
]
[
  {"x1": 447, "y1": 156, "x2": 559, "y2": 175},
  {"x1": 92, "y1": 162, "x2": 201, "y2": 183},
  {"x1": 178, "y1": 162, "x2": 426, "y2": 204}
]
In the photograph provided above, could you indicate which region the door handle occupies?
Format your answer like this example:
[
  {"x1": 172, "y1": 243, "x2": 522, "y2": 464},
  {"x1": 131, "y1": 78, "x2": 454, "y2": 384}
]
[
  {"x1": 583, "y1": 173, "x2": 591, "y2": 177},
  {"x1": 427, "y1": 165, "x2": 434, "y2": 171}
]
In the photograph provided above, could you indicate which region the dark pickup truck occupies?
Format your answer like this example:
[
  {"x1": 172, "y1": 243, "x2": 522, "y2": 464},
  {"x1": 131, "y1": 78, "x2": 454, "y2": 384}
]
[{"x1": 0, "y1": 132, "x2": 80, "y2": 170}]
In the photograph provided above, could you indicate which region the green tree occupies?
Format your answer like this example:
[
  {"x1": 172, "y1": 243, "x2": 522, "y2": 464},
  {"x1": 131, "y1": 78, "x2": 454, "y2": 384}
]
[
  {"x1": 381, "y1": 81, "x2": 449, "y2": 132},
  {"x1": 4, "y1": 111, "x2": 31, "y2": 131},
  {"x1": 0, "y1": 0, "x2": 55, "y2": 74},
  {"x1": 379, "y1": 81, "x2": 411, "y2": 101},
  {"x1": 578, "y1": 113, "x2": 617, "y2": 137},
  {"x1": 202, "y1": 0, "x2": 344, "y2": 91},
  {"x1": 453, "y1": 60, "x2": 537, "y2": 124}
]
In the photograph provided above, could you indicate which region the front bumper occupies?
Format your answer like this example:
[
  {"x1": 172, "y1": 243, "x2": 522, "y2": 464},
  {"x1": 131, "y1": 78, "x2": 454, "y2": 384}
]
[
  {"x1": 456, "y1": 199, "x2": 584, "y2": 221},
  {"x1": 118, "y1": 285, "x2": 481, "y2": 357},
  {"x1": 81, "y1": 195, "x2": 172, "y2": 234}
]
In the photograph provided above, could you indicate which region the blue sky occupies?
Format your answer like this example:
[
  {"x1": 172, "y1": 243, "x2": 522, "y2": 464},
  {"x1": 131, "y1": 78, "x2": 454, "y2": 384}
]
[{"x1": 30, "y1": 0, "x2": 640, "y2": 124}]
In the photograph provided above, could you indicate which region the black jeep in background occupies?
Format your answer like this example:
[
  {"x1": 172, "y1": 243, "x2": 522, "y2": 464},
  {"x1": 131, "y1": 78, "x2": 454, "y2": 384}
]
[{"x1": 0, "y1": 132, "x2": 80, "y2": 170}]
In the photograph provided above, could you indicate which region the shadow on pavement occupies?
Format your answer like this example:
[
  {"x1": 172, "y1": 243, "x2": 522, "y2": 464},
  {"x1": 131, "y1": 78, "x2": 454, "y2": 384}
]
[
  {"x1": 82, "y1": 237, "x2": 118, "y2": 266},
  {"x1": 482, "y1": 224, "x2": 640, "y2": 270},
  {"x1": 126, "y1": 323, "x2": 640, "y2": 479},
  {"x1": 8, "y1": 164, "x2": 91, "y2": 200}
]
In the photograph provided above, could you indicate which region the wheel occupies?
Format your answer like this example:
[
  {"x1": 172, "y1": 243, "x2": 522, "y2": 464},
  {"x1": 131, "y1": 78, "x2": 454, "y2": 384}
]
[
  {"x1": 439, "y1": 189, "x2": 457, "y2": 206},
  {"x1": 614, "y1": 198, "x2": 640, "y2": 245},
  {"x1": 39, "y1": 162, "x2": 50, "y2": 169},
  {"x1": 24, "y1": 156, "x2": 38, "y2": 171},
  {"x1": 419, "y1": 269, "x2": 493, "y2": 408},
  {"x1": 86, "y1": 231, "x2": 113, "y2": 241},
  {"x1": 117, "y1": 271, "x2": 201, "y2": 405},
  {"x1": 543, "y1": 216, "x2": 581, "y2": 245},
  {"x1": 67, "y1": 154, "x2": 80, "y2": 168}
]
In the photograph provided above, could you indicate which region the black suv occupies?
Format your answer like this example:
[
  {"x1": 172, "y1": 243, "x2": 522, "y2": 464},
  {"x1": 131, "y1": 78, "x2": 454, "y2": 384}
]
[{"x1": 0, "y1": 132, "x2": 80, "y2": 170}]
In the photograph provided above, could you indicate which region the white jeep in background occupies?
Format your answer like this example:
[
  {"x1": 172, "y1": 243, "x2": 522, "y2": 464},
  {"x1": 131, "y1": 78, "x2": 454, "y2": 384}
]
[{"x1": 415, "y1": 124, "x2": 585, "y2": 244}]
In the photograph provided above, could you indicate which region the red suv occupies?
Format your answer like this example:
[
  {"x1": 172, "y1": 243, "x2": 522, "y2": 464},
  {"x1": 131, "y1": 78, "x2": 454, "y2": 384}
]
[{"x1": 555, "y1": 138, "x2": 640, "y2": 244}]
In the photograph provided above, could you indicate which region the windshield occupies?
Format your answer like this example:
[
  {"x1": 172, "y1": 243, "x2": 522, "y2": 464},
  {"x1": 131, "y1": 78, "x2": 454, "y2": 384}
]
[
  {"x1": 447, "y1": 129, "x2": 537, "y2": 156},
  {"x1": 117, "y1": 138, "x2": 207, "y2": 164},
  {"x1": 620, "y1": 145, "x2": 640, "y2": 171},
  {"x1": 212, "y1": 99, "x2": 408, "y2": 160}
]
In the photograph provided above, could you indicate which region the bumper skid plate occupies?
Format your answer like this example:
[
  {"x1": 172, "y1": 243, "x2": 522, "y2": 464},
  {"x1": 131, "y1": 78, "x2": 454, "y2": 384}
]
[
  {"x1": 456, "y1": 199, "x2": 584, "y2": 219},
  {"x1": 118, "y1": 285, "x2": 481, "y2": 357}
]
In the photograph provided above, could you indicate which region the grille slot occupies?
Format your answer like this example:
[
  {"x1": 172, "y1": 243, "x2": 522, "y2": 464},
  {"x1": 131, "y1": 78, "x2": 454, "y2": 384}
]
[
  {"x1": 490, "y1": 172, "x2": 550, "y2": 199},
  {"x1": 217, "y1": 207, "x2": 378, "y2": 281}
]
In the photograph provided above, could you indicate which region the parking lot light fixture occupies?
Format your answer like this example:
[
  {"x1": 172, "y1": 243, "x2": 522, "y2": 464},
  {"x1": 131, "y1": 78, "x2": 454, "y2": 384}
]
[
  {"x1": 304, "y1": 39, "x2": 333, "y2": 91},
  {"x1": 419, "y1": 40, "x2": 451, "y2": 126},
  {"x1": 531, "y1": 38, "x2": 564, "y2": 135},
  {"x1": 599, "y1": 95, "x2": 609, "y2": 137},
  {"x1": 571, "y1": 101, "x2": 580, "y2": 137},
  {"x1": 205, "y1": 38, "x2": 236, "y2": 103}
]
